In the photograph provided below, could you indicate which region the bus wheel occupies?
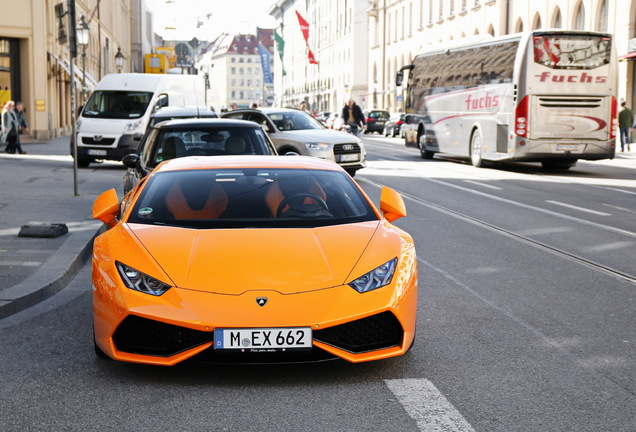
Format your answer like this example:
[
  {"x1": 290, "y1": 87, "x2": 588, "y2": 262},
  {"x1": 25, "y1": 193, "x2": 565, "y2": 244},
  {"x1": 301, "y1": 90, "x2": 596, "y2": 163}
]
[
  {"x1": 419, "y1": 135, "x2": 434, "y2": 159},
  {"x1": 470, "y1": 131, "x2": 486, "y2": 167},
  {"x1": 542, "y1": 160, "x2": 577, "y2": 170}
]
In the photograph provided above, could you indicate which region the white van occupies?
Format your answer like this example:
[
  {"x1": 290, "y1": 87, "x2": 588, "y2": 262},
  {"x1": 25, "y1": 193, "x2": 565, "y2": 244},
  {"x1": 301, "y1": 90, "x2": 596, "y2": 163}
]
[{"x1": 75, "y1": 73, "x2": 204, "y2": 167}]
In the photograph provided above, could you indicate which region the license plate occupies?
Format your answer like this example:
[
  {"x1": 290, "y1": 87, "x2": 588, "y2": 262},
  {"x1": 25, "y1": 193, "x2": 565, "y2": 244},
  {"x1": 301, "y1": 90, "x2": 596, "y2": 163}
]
[
  {"x1": 339, "y1": 154, "x2": 360, "y2": 162},
  {"x1": 87, "y1": 149, "x2": 108, "y2": 156},
  {"x1": 214, "y1": 327, "x2": 312, "y2": 351},
  {"x1": 556, "y1": 144, "x2": 579, "y2": 151}
]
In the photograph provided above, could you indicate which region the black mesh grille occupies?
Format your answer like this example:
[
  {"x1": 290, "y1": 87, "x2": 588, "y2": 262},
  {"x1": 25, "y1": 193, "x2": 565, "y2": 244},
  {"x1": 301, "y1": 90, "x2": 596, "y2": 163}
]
[
  {"x1": 82, "y1": 137, "x2": 116, "y2": 145},
  {"x1": 113, "y1": 315, "x2": 213, "y2": 357},
  {"x1": 313, "y1": 311, "x2": 404, "y2": 353},
  {"x1": 333, "y1": 143, "x2": 361, "y2": 155}
]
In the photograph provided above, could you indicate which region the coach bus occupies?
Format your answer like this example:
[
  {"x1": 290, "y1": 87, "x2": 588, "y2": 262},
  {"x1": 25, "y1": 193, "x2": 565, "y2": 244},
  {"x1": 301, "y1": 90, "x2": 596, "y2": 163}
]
[{"x1": 396, "y1": 30, "x2": 618, "y2": 170}]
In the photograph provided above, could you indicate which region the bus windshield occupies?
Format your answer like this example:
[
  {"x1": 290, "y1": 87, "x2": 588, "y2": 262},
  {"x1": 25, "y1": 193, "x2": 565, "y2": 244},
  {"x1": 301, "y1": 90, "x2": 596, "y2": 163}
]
[
  {"x1": 82, "y1": 90, "x2": 153, "y2": 119},
  {"x1": 533, "y1": 34, "x2": 611, "y2": 70}
]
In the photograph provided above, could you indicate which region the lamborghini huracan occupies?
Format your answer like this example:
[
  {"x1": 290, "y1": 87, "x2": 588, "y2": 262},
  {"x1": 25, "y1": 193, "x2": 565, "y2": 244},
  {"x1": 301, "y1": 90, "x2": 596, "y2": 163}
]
[{"x1": 92, "y1": 155, "x2": 418, "y2": 365}]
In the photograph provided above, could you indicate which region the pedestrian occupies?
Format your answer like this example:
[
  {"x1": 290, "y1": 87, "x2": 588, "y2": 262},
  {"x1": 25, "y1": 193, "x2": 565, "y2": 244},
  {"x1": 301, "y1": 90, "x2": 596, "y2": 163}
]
[
  {"x1": 1, "y1": 100, "x2": 25, "y2": 154},
  {"x1": 619, "y1": 100, "x2": 633, "y2": 152},
  {"x1": 231, "y1": 103, "x2": 238, "y2": 110},
  {"x1": 341, "y1": 99, "x2": 365, "y2": 135},
  {"x1": 299, "y1": 100, "x2": 309, "y2": 113},
  {"x1": 251, "y1": 103, "x2": 258, "y2": 108}
]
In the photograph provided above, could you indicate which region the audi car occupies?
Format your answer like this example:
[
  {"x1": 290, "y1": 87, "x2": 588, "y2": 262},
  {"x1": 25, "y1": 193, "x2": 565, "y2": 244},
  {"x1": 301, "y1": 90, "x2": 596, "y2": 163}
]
[
  {"x1": 221, "y1": 108, "x2": 366, "y2": 177},
  {"x1": 92, "y1": 155, "x2": 418, "y2": 365}
]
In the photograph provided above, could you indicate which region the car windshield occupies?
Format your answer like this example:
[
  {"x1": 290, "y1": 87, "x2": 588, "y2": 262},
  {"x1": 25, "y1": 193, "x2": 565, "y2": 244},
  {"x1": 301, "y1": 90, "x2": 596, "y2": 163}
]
[
  {"x1": 268, "y1": 111, "x2": 325, "y2": 131},
  {"x1": 143, "y1": 127, "x2": 274, "y2": 169},
  {"x1": 128, "y1": 168, "x2": 377, "y2": 228},
  {"x1": 82, "y1": 90, "x2": 153, "y2": 119}
]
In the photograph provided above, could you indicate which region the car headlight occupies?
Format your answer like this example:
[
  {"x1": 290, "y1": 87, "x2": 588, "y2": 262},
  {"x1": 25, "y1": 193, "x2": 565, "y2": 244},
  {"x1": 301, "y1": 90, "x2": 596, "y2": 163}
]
[
  {"x1": 305, "y1": 142, "x2": 330, "y2": 150},
  {"x1": 349, "y1": 258, "x2": 398, "y2": 293},
  {"x1": 123, "y1": 120, "x2": 144, "y2": 134},
  {"x1": 116, "y1": 261, "x2": 171, "y2": 296}
]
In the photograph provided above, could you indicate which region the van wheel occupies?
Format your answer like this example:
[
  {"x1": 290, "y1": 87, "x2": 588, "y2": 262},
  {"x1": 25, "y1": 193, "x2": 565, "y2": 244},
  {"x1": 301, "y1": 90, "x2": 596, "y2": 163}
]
[
  {"x1": 77, "y1": 156, "x2": 91, "y2": 168},
  {"x1": 470, "y1": 131, "x2": 487, "y2": 167},
  {"x1": 345, "y1": 168, "x2": 358, "y2": 177}
]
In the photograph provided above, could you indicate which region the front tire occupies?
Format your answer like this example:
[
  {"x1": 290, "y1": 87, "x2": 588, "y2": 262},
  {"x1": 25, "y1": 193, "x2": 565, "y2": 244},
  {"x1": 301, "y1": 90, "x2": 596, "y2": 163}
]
[
  {"x1": 77, "y1": 156, "x2": 92, "y2": 168},
  {"x1": 345, "y1": 168, "x2": 358, "y2": 177},
  {"x1": 419, "y1": 134, "x2": 434, "y2": 159},
  {"x1": 470, "y1": 130, "x2": 487, "y2": 167}
]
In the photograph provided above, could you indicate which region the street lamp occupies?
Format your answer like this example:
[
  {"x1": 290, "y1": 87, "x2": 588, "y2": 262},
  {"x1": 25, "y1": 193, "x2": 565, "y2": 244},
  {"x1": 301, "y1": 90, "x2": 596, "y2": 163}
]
[
  {"x1": 115, "y1": 47, "x2": 125, "y2": 73},
  {"x1": 76, "y1": 15, "x2": 90, "y2": 104}
]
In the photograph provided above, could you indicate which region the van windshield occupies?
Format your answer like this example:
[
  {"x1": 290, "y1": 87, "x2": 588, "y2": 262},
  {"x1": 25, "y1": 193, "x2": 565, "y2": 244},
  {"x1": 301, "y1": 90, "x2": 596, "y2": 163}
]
[{"x1": 82, "y1": 90, "x2": 153, "y2": 119}]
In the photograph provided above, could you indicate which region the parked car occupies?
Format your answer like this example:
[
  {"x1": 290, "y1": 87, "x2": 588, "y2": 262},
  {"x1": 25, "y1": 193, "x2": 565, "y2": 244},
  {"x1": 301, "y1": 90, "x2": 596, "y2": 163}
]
[
  {"x1": 383, "y1": 113, "x2": 406, "y2": 137},
  {"x1": 121, "y1": 118, "x2": 277, "y2": 194},
  {"x1": 315, "y1": 111, "x2": 331, "y2": 125},
  {"x1": 362, "y1": 109, "x2": 390, "y2": 134},
  {"x1": 147, "y1": 105, "x2": 218, "y2": 129},
  {"x1": 92, "y1": 155, "x2": 417, "y2": 365},
  {"x1": 220, "y1": 108, "x2": 366, "y2": 177}
]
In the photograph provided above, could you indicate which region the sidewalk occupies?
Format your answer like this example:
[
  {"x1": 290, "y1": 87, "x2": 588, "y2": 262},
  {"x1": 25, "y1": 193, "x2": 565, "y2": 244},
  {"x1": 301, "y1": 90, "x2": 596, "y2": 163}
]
[{"x1": 0, "y1": 135, "x2": 123, "y2": 319}]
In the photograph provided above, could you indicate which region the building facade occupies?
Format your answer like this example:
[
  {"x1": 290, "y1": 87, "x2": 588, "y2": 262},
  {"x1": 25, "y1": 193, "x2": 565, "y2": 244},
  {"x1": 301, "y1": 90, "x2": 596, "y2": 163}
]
[
  {"x1": 268, "y1": 0, "x2": 370, "y2": 113},
  {"x1": 198, "y1": 29, "x2": 274, "y2": 111},
  {"x1": 267, "y1": 0, "x2": 636, "y2": 114},
  {"x1": 0, "y1": 0, "x2": 134, "y2": 140}
]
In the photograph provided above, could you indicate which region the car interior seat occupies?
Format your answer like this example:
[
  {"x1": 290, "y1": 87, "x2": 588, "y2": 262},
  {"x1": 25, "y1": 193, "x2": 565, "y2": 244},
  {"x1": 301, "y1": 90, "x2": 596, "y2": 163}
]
[
  {"x1": 159, "y1": 136, "x2": 186, "y2": 162},
  {"x1": 264, "y1": 175, "x2": 328, "y2": 217},
  {"x1": 165, "y1": 175, "x2": 228, "y2": 219},
  {"x1": 225, "y1": 136, "x2": 248, "y2": 154}
]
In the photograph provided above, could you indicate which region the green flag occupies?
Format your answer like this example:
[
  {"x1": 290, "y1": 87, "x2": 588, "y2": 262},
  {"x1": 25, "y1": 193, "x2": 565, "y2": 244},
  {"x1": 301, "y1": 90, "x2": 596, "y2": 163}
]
[{"x1": 274, "y1": 30, "x2": 287, "y2": 77}]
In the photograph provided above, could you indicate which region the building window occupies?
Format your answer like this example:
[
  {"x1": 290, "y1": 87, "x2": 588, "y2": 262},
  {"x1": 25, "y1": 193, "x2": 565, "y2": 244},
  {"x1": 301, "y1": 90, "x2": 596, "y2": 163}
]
[
  {"x1": 598, "y1": 0, "x2": 608, "y2": 32},
  {"x1": 575, "y1": 2, "x2": 585, "y2": 30}
]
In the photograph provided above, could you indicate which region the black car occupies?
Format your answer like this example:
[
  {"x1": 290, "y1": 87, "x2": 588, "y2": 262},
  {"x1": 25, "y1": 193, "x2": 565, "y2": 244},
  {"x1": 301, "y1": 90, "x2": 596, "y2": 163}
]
[
  {"x1": 122, "y1": 118, "x2": 278, "y2": 194},
  {"x1": 147, "y1": 106, "x2": 218, "y2": 129},
  {"x1": 362, "y1": 109, "x2": 390, "y2": 134},
  {"x1": 383, "y1": 113, "x2": 406, "y2": 137}
]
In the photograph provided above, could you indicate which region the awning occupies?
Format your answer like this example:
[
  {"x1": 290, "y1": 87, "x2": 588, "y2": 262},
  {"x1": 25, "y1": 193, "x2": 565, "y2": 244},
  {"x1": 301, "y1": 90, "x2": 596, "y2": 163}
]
[
  {"x1": 619, "y1": 52, "x2": 636, "y2": 61},
  {"x1": 48, "y1": 52, "x2": 97, "y2": 90}
]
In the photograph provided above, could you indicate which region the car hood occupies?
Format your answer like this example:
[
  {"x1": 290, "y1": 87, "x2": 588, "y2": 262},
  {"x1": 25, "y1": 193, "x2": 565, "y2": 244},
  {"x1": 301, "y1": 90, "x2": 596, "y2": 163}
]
[
  {"x1": 129, "y1": 221, "x2": 381, "y2": 294},
  {"x1": 272, "y1": 129, "x2": 360, "y2": 144}
]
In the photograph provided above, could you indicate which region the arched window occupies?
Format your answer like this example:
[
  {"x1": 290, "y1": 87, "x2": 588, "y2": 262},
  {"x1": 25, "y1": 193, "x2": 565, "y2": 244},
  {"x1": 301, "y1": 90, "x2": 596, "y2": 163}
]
[
  {"x1": 533, "y1": 13, "x2": 542, "y2": 30},
  {"x1": 597, "y1": 0, "x2": 608, "y2": 32},
  {"x1": 487, "y1": 24, "x2": 495, "y2": 36},
  {"x1": 575, "y1": 2, "x2": 586, "y2": 30},
  {"x1": 552, "y1": 7, "x2": 562, "y2": 28},
  {"x1": 515, "y1": 18, "x2": 523, "y2": 33}
]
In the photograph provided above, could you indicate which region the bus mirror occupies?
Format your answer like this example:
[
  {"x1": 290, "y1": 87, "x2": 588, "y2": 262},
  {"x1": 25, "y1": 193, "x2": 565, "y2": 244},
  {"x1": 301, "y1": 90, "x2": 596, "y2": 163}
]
[{"x1": 396, "y1": 71, "x2": 404, "y2": 87}]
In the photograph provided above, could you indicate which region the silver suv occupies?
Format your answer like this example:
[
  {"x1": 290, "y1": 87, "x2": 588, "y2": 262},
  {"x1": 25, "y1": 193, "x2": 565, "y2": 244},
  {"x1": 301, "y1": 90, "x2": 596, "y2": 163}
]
[{"x1": 221, "y1": 108, "x2": 366, "y2": 177}]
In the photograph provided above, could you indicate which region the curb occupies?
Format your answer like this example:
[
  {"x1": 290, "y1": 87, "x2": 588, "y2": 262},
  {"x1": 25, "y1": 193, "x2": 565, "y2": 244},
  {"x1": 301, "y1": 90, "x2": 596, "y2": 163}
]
[{"x1": 0, "y1": 221, "x2": 105, "y2": 319}]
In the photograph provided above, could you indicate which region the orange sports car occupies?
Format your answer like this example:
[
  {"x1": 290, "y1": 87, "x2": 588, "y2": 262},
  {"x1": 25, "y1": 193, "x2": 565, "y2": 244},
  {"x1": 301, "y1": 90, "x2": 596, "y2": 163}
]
[{"x1": 92, "y1": 155, "x2": 418, "y2": 365}]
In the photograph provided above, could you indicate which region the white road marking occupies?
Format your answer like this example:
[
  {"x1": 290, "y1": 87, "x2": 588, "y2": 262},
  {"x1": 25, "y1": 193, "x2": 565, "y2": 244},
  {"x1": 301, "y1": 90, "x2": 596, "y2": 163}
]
[
  {"x1": 545, "y1": 200, "x2": 612, "y2": 216},
  {"x1": 463, "y1": 179, "x2": 502, "y2": 190},
  {"x1": 385, "y1": 378, "x2": 475, "y2": 432},
  {"x1": 0, "y1": 261, "x2": 41, "y2": 267}
]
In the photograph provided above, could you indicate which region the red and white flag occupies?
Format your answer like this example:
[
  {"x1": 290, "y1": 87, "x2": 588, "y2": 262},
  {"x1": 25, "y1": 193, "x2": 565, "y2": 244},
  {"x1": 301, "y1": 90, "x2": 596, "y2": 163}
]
[{"x1": 296, "y1": 10, "x2": 319, "y2": 65}]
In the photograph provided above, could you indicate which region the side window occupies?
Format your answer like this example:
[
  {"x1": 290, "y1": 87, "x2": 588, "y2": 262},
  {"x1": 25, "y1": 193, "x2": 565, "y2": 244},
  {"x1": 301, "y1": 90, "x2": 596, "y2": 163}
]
[
  {"x1": 247, "y1": 113, "x2": 273, "y2": 133},
  {"x1": 224, "y1": 112, "x2": 246, "y2": 120}
]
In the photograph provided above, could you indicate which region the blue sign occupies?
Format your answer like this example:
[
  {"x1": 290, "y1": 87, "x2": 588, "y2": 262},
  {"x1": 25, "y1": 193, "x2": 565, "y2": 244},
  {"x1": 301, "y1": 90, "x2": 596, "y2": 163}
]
[{"x1": 259, "y1": 43, "x2": 273, "y2": 84}]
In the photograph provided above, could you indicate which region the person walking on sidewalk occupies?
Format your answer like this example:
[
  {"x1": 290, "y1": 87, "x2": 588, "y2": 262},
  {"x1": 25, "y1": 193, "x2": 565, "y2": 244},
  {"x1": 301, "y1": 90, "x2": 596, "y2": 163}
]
[
  {"x1": 1, "y1": 100, "x2": 26, "y2": 154},
  {"x1": 618, "y1": 100, "x2": 633, "y2": 152}
]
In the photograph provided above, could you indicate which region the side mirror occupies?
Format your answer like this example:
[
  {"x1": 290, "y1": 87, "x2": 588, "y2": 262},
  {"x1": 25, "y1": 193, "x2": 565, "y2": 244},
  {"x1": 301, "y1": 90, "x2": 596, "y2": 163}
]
[
  {"x1": 122, "y1": 153, "x2": 139, "y2": 169},
  {"x1": 396, "y1": 70, "x2": 404, "y2": 87},
  {"x1": 93, "y1": 189, "x2": 119, "y2": 228},
  {"x1": 380, "y1": 186, "x2": 406, "y2": 222}
]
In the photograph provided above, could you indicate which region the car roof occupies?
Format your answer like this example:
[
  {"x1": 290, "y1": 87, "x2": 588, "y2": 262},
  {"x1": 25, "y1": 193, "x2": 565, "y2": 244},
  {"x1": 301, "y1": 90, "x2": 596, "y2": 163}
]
[
  {"x1": 154, "y1": 155, "x2": 343, "y2": 173},
  {"x1": 230, "y1": 107, "x2": 308, "y2": 115},
  {"x1": 153, "y1": 118, "x2": 262, "y2": 129},
  {"x1": 151, "y1": 106, "x2": 217, "y2": 117}
]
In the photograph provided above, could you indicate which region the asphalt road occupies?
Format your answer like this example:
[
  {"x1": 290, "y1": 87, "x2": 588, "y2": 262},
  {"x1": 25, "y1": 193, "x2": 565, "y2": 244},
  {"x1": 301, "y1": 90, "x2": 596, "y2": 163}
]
[{"x1": 1, "y1": 135, "x2": 635, "y2": 431}]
